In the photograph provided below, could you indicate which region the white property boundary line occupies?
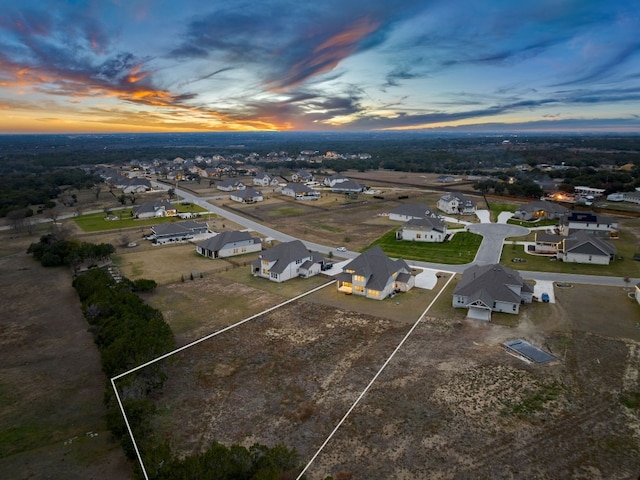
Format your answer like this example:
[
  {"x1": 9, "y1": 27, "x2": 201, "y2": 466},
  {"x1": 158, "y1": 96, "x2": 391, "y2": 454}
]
[
  {"x1": 296, "y1": 273, "x2": 456, "y2": 479},
  {"x1": 110, "y1": 279, "x2": 336, "y2": 480}
]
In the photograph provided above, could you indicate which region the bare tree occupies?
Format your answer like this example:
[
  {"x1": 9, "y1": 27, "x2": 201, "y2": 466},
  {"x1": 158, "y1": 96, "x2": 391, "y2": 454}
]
[{"x1": 93, "y1": 185, "x2": 102, "y2": 200}]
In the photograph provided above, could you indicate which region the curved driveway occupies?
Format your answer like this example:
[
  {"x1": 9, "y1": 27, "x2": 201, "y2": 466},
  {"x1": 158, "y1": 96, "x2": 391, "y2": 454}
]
[{"x1": 466, "y1": 223, "x2": 529, "y2": 265}]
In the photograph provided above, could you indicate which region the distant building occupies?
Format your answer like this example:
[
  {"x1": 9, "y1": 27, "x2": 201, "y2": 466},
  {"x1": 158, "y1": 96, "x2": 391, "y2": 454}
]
[{"x1": 396, "y1": 217, "x2": 447, "y2": 243}]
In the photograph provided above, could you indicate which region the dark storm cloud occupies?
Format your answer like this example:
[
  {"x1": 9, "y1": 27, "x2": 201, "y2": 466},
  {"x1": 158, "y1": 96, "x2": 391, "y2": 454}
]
[{"x1": 170, "y1": 0, "x2": 426, "y2": 90}]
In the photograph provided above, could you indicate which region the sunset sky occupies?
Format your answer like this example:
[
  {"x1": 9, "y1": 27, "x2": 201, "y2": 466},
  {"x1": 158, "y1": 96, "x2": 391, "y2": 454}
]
[{"x1": 1, "y1": 0, "x2": 639, "y2": 133}]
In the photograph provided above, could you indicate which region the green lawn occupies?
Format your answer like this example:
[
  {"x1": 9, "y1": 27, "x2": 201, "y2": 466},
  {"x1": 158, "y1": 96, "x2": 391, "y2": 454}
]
[
  {"x1": 73, "y1": 204, "x2": 211, "y2": 232},
  {"x1": 366, "y1": 229, "x2": 482, "y2": 264},
  {"x1": 500, "y1": 230, "x2": 640, "y2": 277}
]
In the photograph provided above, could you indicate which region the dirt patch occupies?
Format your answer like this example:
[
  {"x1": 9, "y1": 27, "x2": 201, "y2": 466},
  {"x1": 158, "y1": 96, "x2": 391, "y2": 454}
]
[
  {"x1": 0, "y1": 234, "x2": 131, "y2": 479},
  {"x1": 136, "y1": 273, "x2": 639, "y2": 479}
]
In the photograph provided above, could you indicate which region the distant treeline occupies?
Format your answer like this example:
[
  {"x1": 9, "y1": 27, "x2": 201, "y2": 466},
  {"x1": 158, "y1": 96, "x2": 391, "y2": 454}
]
[{"x1": 0, "y1": 168, "x2": 100, "y2": 217}]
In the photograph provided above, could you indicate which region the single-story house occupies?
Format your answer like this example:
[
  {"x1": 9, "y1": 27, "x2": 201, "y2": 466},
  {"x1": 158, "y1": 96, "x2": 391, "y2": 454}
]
[
  {"x1": 329, "y1": 179, "x2": 364, "y2": 194},
  {"x1": 396, "y1": 217, "x2": 447, "y2": 242},
  {"x1": 281, "y1": 183, "x2": 320, "y2": 200},
  {"x1": 534, "y1": 232, "x2": 563, "y2": 254},
  {"x1": 452, "y1": 264, "x2": 534, "y2": 321},
  {"x1": 437, "y1": 193, "x2": 477, "y2": 215},
  {"x1": 389, "y1": 203, "x2": 438, "y2": 222},
  {"x1": 558, "y1": 212, "x2": 618, "y2": 237},
  {"x1": 513, "y1": 200, "x2": 569, "y2": 221},
  {"x1": 196, "y1": 231, "x2": 262, "y2": 258},
  {"x1": 216, "y1": 179, "x2": 246, "y2": 191},
  {"x1": 557, "y1": 231, "x2": 616, "y2": 265},
  {"x1": 336, "y1": 245, "x2": 415, "y2": 300},
  {"x1": 149, "y1": 220, "x2": 208, "y2": 244},
  {"x1": 250, "y1": 240, "x2": 321, "y2": 282},
  {"x1": 133, "y1": 201, "x2": 177, "y2": 219},
  {"x1": 230, "y1": 188, "x2": 264, "y2": 203}
]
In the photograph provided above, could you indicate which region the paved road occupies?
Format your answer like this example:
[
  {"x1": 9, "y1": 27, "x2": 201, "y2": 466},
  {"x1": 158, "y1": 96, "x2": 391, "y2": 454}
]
[{"x1": 160, "y1": 182, "x2": 638, "y2": 287}]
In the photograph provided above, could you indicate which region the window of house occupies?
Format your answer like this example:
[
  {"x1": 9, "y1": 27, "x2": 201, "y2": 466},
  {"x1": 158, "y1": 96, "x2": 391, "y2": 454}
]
[
  {"x1": 512, "y1": 304, "x2": 516, "y2": 311},
  {"x1": 416, "y1": 233, "x2": 421, "y2": 239},
  {"x1": 270, "y1": 272, "x2": 278, "y2": 279},
  {"x1": 354, "y1": 275, "x2": 365, "y2": 282}
]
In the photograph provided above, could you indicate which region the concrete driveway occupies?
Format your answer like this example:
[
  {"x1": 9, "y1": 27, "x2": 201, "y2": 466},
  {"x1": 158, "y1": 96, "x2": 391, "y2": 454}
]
[{"x1": 467, "y1": 223, "x2": 530, "y2": 265}]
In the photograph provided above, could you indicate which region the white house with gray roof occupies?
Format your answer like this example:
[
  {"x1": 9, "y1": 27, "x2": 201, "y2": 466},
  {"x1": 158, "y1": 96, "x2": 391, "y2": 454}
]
[
  {"x1": 389, "y1": 203, "x2": 439, "y2": 222},
  {"x1": 196, "y1": 231, "x2": 262, "y2": 258},
  {"x1": 396, "y1": 217, "x2": 447, "y2": 242},
  {"x1": 437, "y1": 193, "x2": 477, "y2": 215},
  {"x1": 558, "y1": 212, "x2": 618, "y2": 237},
  {"x1": 281, "y1": 183, "x2": 320, "y2": 200},
  {"x1": 149, "y1": 220, "x2": 208, "y2": 244},
  {"x1": 453, "y1": 264, "x2": 533, "y2": 321},
  {"x1": 557, "y1": 231, "x2": 616, "y2": 265},
  {"x1": 230, "y1": 187, "x2": 263, "y2": 203},
  {"x1": 336, "y1": 246, "x2": 414, "y2": 300},
  {"x1": 250, "y1": 240, "x2": 321, "y2": 282},
  {"x1": 513, "y1": 200, "x2": 569, "y2": 221},
  {"x1": 133, "y1": 201, "x2": 177, "y2": 219}
]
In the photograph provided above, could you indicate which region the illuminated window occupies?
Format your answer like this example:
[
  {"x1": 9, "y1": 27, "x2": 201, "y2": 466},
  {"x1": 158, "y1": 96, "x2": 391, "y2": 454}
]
[
  {"x1": 368, "y1": 290, "x2": 379, "y2": 297},
  {"x1": 354, "y1": 275, "x2": 365, "y2": 282}
]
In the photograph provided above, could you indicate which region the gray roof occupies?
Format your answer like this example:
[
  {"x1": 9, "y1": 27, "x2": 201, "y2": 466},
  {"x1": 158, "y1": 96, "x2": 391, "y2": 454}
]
[
  {"x1": 257, "y1": 240, "x2": 311, "y2": 274},
  {"x1": 331, "y1": 179, "x2": 363, "y2": 192},
  {"x1": 517, "y1": 200, "x2": 569, "y2": 214},
  {"x1": 152, "y1": 220, "x2": 207, "y2": 236},
  {"x1": 403, "y1": 217, "x2": 445, "y2": 231},
  {"x1": 390, "y1": 204, "x2": 437, "y2": 219},
  {"x1": 197, "y1": 231, "x2": 260, "y2": 251},
  {"x1": 535, "y1": 232, "x2": 563, "y2": 243},
  {"x1": 283, "y1": 183, "x2": 316, "y2": 193},
  {"x1": 342, "y1": 246, "x2": 410, "y2": 291},
  {"x1": 232, "y1": 187, "x2": 262, "y2": 199},
  {"x1": 440, "y1": 193, "x2": 476, "y2": 206},
  {"x1": 133, "y1": 200, "x2": 175, "y2": 215},
  {"x1": 454, "y1": 264, "x2": 532, "y2": 305},
  {"x1": 563, "y1": 231, "x2": 616, "y2": 256}
]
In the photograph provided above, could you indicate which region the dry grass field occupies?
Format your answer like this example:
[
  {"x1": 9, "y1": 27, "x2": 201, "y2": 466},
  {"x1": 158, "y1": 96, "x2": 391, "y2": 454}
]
[{"x1": 0, "y1": 235, "x2": 131, "y2": 480}]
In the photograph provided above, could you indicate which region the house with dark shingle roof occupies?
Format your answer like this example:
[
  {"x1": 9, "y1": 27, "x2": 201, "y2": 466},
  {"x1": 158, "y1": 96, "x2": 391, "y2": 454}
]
[
  {"x1": 534, "y1": 232, "x2": 564, "y2": 254},
  {"x1": 389, "y1": 203, "x2": 439, "y2": 222},
  {"x1": 230, "y1": 187, "x2": 263, "y2": 203},
  {"x1": 250, "y1": 240, "x2": 321, "y2": 282},
  {"x1": 336, "y1": 246, "x2": 415, "y2": 300},
  {"x1": 453, "y1": 264, "x2": 534, "y2": 321},
  {"x1": 196, "y1": 231, "x2": 262, "y2": 258},
  {"x1": 281, "y1": 183, "x2": 320, "y2": 200},
  {"x1": 133, "y1": 201, "x2": 177, "y2": 219},
  {"x1": 149, "y1": 220, "x2": 208, "y2": 244},
  {"x1": 559, "y1": 212, "x2": 618, "y2": 237},
  {"x1": 557, "y1": 231, "x2": 616, "y2": 264},
  {"x1": 216, "y1": 178, "x2": 246, "y2": 191},
  {"x1": 513, "y1": 200, "x2": 569, "y2": 221},
  {"x1": 396, "y1": 217, "x2": 447, "y2": 242}
]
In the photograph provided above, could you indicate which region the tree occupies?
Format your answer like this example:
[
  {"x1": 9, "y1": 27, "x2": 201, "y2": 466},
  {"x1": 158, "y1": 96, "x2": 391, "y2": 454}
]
[
  {"x1": 93, "y1": 185, "x2": 102, "y2": 200},
  {"x1": 167, "y1": 187, "x2": 176, "y2": 200}
]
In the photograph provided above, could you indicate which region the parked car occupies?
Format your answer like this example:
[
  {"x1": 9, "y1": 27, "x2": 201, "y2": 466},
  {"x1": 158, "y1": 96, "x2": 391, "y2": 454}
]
[{"x1": 541, "y1": 292, "x2": 550, "y2": 303}]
